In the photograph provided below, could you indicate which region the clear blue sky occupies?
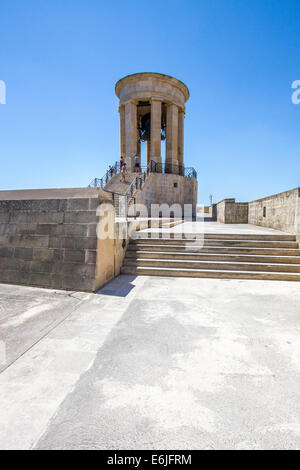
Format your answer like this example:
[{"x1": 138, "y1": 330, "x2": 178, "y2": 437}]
[{"x1": 0, "y1": 0, "x2": 299, "y2": 204}]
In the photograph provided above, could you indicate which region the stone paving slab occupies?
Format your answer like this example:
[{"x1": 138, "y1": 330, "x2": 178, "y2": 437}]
[
  {"x1": 141, "y1": 221, "x2": 289, "y2": 235},
  {"x1": 0, "y1": 276, "x2": 300, "y2": 449},
  {"x1": 0, "y1": 284, "x2": 86, "y2": 373}
]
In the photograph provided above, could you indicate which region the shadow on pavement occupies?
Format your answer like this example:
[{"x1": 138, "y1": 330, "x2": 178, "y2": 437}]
[{"x1": 96, "y1": 275, "x2": 137, "y2": 297}]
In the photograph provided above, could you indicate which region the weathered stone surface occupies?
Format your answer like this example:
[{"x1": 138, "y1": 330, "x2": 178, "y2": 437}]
[
  {"x1": 0, "y1": 191, "x2": 101, "y2": 292},
  {"x1": 136, "y1": 173, "x2": 197, "y2": 219},
  {"x1": 56, "y1": 263, "x2": 96, "y2": 278},
  {"x1": 9, "y1": 212, "x2": 64, "y2": 224},
  {"x1": 36, "y1": 224, "x2": 58, "y2": 235},
  {"x1": 87, "y1": 224, "x2": 98, "y2": 237},
  {"x1": 216, "y1": 199, "x2": 249, "y2": 224},
  {"x1": 0, "y1": 199, "x2": 63, "y2": 212},
  {"x1": 74, "y1": 237, "x2": 97, "y2": 250},
  {"x1": 249, "y1": 187, "x2": 300, "y2": 236},
  {"x1": 0, "y1": 213, "x2": 10, "y2": 223},
  {"x1": 14, "y1": 247, "x2": 33, "y2": 260},
  {"x1": 56, "y1": 224, "x2": 88, "y2": 237},
  {"x1": 33, "y1": 248, "x2": 62, "y2": 262},
  {"x1": 19, "y1": 224, "x2": 38, "y2": 234},
  {"x1": 3, "y1": 234, "x2": 49, "y2": 248},
  {"x1": 66, "y1": 198, "x2": 90, "y2": 211},
  {"x1": 2, "y1": 276, "x2": 300, "y2": 450},
  {"x1": 0, "y1": 247, "x2": 14, "y2": 258},
  {"x1": 64, "y1": 211, "x2": 98, "y2": 224},
  {"x1": 61, "y1": 275, "x2": 95, "y2": 291},
  {"x1": 0, "y1": 189, "x2": 145, "y2": 292},
  {"x1": 85, "y1": 250, "x2": 97, "y2": 264},
  {"x1": 0, "y1": 257, "x2": 28, "y2": 271},
  {"x1": 0, "y1": 187, "x2": 99, "y2": 201},
  {"x1": 63, "y1": 249, "x2": 86, "y2": 263},
  {"x1": 0, "y1": 224, "x2": 16, "y2": 235},
  {"x1": 89, "y1": 198, "x2": 101, "y2": 211},
  {"x1": 216, "y1": 188, "x2": 300, "y2": 239}
]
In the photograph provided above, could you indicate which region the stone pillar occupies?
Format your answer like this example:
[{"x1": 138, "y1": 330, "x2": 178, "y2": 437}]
[
  {"x1": 119, "y1": 105, "x2": 126, "y2": 158},
  {"x1": 166, "y1": 103, "x2": 178, "y2": 173},
  {"x1": 150, "y1": 99, "x2": 162, "y2": 167},
  {"x1": 125, "y1": 101, "x2": 137, "y2": 171},
  {"x1": 178, "y1": 109, "x2": 184, "y2": 175},
  {"x1": 146, "y1": 141, "x2": 151, "y2": 167}
]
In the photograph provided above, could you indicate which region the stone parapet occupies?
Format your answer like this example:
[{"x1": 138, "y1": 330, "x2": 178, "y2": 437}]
[
  {"x1": 0, "y1": 189, "x2": 101, "y2": 292},
  {"x1": 248, "y1": 187, "x2": 300, "y2": 237},
  {"x1": 216, "y1": 199, "x2": 249, "y2": 224},
  {"x1": 0, "y1": 188, "x2": 153, "y2": 292}
]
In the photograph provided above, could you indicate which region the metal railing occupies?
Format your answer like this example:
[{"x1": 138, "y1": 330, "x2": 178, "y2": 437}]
[
  {"x1": 148, "y1": 161, "x2": 197, "y2": 179},
  {"x1": 88, "y1": 160, "x2": 197, "y2": 189},
  {"x1": 125, "y1": 163, "x2": 151, "y2": 208},
  {"x1": 88, "y1": 162, "x2": 120, "y2": 189}
]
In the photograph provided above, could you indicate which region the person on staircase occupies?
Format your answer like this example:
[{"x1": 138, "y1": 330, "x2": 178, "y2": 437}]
[
  {"x1": 134, "y1": 155, "x2": 141, "y2": 173},
  {"x1": 109, "y1": 165, "x2": 115, "y2": 178},
  {"x1": 120, "y1": 156, "x2": 127, "y2": 182}
]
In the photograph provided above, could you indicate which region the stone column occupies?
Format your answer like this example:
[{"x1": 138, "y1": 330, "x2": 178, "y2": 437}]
[
  {"x1": 178, "y1": 109, "x2": 184, "y2": 175},
  {"x1": 125, "y1": 101, "x2": 137, "y2": 171},
  {"x1": 166, "y1": 103, "x2": 178, "y2": 173},
  {"x1": 119, "y1": 105, "x2": 126, "y2": 158},
  {"x1": 150, "y1": 99, "x2": 162, "y2": 168}
]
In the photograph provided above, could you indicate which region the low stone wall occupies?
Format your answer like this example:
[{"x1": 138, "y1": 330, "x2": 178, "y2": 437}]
[
  {"x1": 216, "y1": 199, "x2": 249, "y2": 224},
  {"x1": 215, "y1": 187, "x2": 300, "y2": 236},
  {"x1": 248, "y1": 187, "x2": 300, "y2": 236},
  {"x1": 0, "y1": 188, "x2": 152, "y2": 292},
  {"x1": 136, "y1": 173, "x2": 198, "y2": 219},
  {"x1": 0, "y1": 189, "x2": 103, "y2": 291}
]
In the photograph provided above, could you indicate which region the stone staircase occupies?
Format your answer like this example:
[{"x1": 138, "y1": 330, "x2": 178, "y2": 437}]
[
  {"x1": 104, "y1": 172, "x2": 143, "y2": 217},
  {"x1": 121, "y1": 232, "x2": 300, "y2": 281},
  {"x1": 104, "y1": 172, "x2": 137, "y2": 194}
]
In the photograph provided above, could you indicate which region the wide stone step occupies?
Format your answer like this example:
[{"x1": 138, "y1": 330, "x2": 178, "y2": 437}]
[
  {"x1": 160, "y1": 219, "x2": 184, "y2": 229},
  {"x1": 126, "y1": 250, "x2": 300, "y2": 264},
  {"x1": 135, "y1": 233, "x2": 296, "y2": 241},
  {"x1": 104, "y1": 172, "x2": 137, "y2": 194},
  {"x1": 121, "y1": 266, "x2": 300, "y2": 281},
  {"x1": 131, "y1": 238, "x2": 298, "y2": 248},
  {"x1": 128, "y1": 244, "x2": 300, "y2": 256},
  {"x1": 124, "y1": 258, "x2": 300, "y2": 273}
]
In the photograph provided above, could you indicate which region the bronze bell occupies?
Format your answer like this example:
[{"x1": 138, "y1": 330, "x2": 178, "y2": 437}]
[
  {"x1": 139, "y1": 113, "x2": 166, "y2": 142},
  {"x1": 139, "y1": 113, "x2": 151, "y2": 141}
]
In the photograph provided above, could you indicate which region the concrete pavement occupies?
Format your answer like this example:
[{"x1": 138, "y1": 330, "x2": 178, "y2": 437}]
[{"x1": 0, "y1": 275, "x2": 300, "y2": 449}]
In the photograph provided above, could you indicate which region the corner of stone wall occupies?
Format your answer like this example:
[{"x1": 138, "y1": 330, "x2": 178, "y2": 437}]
[
  {"x1": 216, "y1": 199, "x2": 249, "y2": 224},
  {"x1": 94, "y1": 204, "x2": 150, "y2": 291}
]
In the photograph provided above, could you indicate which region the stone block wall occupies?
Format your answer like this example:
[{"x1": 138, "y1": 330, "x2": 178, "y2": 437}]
[
  {"x1": 0, "y1": 191, "x2": 101, "y2": 292},
  {"x1": 0, "y1": 188, "x2": 154, "y2": 292},
  {"x1": 216, "y1": 199, "x2": 249, "y2": 224},
  {"x1": 248, "y1": 187, "x2": 300, "y2": 236},
  {"x1": 136, "y1": 173, "x2": 198, "y2": 219}
]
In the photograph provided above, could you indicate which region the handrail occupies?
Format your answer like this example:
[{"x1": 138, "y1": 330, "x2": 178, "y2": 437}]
[
  {"x1": 88, "y1": 160, "x2": 197, "y2": 188},
  {"x1": 88, "y1": 161, "x2": 120, "y2": 188},
  {"x1": 124, "y1": 161, "x2": 152, "y2": 206},
  {"x1": 148, "y1": 161, "x2": 197, "y2": 179},
  {"x1": 88, "y1": 159, "x2": 197, "y2": 218}
]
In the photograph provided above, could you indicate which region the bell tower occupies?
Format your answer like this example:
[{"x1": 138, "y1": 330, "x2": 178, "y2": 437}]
[{"x1": 115, "y1": 73, "x2": 189, "y2": 173}]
